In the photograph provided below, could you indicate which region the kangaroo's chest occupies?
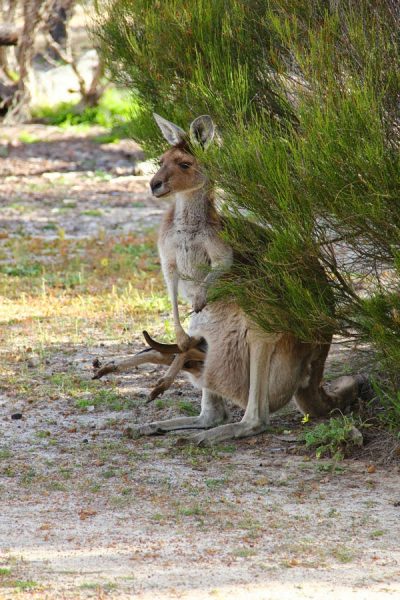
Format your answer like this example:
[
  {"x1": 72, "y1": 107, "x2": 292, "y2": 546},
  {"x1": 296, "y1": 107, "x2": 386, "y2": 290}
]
[{"x1": 174, "y1": 227, "x2": 210, "y2": 277}]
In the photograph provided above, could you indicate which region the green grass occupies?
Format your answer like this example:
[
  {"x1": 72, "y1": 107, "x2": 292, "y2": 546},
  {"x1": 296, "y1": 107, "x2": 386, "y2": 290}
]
[
  {"x1": 18, "y1": 132, "x2": 41, "y2": 144},
  {"x1": 32, "y1": 88, "x2": 136, "y2": 142},
  {"x1": 332, "y1": 546, "x2": 355, "y2": 563},
  {"x1": 302, "y1": 415, "x2": 363, "y2": 460},
  {"x1": 75, "y1": 389, "x2": 135, "y2": 412},
  {"x1": 81, "y1": 209, "x2": 104, "y2": 217},
  {"x1": 0, "y1": 579, "x2": 38, "y2": 590},
  {"x1": 177, "y1": 400, "x2": 198, "y2": 416}
]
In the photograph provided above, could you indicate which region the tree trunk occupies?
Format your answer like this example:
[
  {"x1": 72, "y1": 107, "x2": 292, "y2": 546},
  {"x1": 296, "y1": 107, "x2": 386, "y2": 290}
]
[
  {"x1": 0, "y1": 24, "x2": 19, "y2": 46},
  {"x1": 5, "y1": 0, "x2": 52, "y2": 122}
]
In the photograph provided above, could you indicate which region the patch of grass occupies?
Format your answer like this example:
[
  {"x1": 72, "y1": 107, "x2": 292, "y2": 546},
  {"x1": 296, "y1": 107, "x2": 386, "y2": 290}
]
[
  {"x1": 20, "y1": 468, "x2": 36, "y2": 486},
  {"x1": 177, "y1": 400, "x2": 198, "y2": 416},
  {"x1": 177, "y1": 504, "x2": 205, "y2": 517},
  {"x1": 370, "y1": 529, "x2": 385, "y2": 538},
  {"x1": 0, "y1": 262, "x2": 42, "y2": 278},
  {"x1": 10, "y1": 580, "x2": 38, "y2": 590},
  {"x1": 302, "y1": 414, "x2": 363, "y2": 460},
  {"x1": 79, "y1": 582, "x2": 100, "y2": 590},
  {"x1": 18, "y1": 132, "x2": 41, "y2": 144},
  {"x1": 0, "y1": 568, "x2": 11, "y2": 576},
  {"x1": 42, "y1": 222, "x2": 58, "y2": 231},
  {"x1": 48, "y1": 481, "x2": 67, "y2": 492},
  {"x1": 316, "y1": 462, "x2": 346, "y2": 474},
  {"x1": 373, "y1": 384, "x2": 400, "y2": 434},
  {"x1": 205, "y1": 478, "x2": 226, "y2": 489},
  {"x1": 79, "y1": 582, "x2": 118, "y2": 592},
  {"x1": 36, "y1": 430, "x2": 51, "y2": 439},
  {"x1": 32, "y1": 88, "x2": 136, "y2": 142},
  {"x1": 81, "y1": 209, "x2": 104, "y2": 217},
  {"x1": 332, "y1": 546, "x2": 355, "y2": 563},
  {"x1": 101, "y1": 468, "x2": 117, "y2": 479},
  {"x1": 75, "y1": 389, "x2": 134, "y2": 411},
  {"x1": 232, "y1": 548, "x2": 258, "y2": 558}
]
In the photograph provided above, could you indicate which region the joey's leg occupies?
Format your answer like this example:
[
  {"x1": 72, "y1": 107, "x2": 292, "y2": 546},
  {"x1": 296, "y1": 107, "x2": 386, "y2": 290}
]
[
  {"x1": 149, "y1": 352, "x2": 189, "y2": 401},
  {"x1": 93, "y1": 348, "x2": 174, "y2": 379},
  {"x1": 130, "y1": 390, "x2": 229, "y2": 437},
  {"x1": 191, "y1": 338, "x2": 272, "y2": 446}
]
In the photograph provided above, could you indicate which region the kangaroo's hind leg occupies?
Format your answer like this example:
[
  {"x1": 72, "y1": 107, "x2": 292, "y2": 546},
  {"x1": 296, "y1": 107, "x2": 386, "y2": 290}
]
[
  {"x1": 131, "y1": 389, "x2": 230, "y2": 437},
  {"x1": 190, "y1": 335, "x2": 274, "y2": 446}
]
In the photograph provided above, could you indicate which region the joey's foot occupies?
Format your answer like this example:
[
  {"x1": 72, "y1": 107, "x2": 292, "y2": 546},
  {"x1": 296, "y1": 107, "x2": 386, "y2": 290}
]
[
  {"x1": 92, "y1": 361, "x2": 117, "y2": 379},
  {"x1": 124, "y1": 424, "x2": 166, "y2": 438},
  {"x1": 148, "y1": 376, "x2": 174, "y2": 403}
]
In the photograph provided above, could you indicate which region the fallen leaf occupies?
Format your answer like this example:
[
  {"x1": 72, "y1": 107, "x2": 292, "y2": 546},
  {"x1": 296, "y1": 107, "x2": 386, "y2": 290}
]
[{"x1": 79, "y1": 509, "x2": 97, "y2": 520}]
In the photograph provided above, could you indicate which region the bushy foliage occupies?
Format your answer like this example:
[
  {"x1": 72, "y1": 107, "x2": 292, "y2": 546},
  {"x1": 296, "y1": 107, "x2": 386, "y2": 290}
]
[{"x1": 95, "y1": 1, "x2": 400, "y2": 414}]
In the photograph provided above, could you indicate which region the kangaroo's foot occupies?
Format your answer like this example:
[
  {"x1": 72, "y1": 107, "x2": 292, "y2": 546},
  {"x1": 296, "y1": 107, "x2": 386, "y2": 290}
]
[
  {"x1": 126, "y1": 412, "x2": 229, "y2": 439},
  {"x1": 125, "y1": 390, "x2": 229, "y2": 439},
  {"x1": 185, "y1": 420, "x2": 269, "y2": 447}
]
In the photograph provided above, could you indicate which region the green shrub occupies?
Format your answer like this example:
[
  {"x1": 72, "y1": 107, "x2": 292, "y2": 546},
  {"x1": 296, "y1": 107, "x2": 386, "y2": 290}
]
[
  {"x1": 95, "y1": 1, "x2": 400, "y2": 423},
  {"x1": 303, "y1": 415, "x2": 363, "y2": 460}
]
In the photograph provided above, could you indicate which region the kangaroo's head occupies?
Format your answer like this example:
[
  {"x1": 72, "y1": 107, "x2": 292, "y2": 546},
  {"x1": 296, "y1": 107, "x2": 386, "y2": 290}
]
[{"x1": 150, "y1": 114, "x2": 215, "y2": 198}]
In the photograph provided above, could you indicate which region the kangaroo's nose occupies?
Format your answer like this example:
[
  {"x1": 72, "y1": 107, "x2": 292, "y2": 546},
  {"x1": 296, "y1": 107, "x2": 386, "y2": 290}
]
[{"x1": 150, "y1": 179, "x2": 163, "y2": 194}]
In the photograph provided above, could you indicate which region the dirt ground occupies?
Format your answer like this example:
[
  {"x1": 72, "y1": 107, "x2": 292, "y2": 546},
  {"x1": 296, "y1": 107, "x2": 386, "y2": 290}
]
[{"x1": 0, "y1": 125, "x2": 399, "y2": 600}]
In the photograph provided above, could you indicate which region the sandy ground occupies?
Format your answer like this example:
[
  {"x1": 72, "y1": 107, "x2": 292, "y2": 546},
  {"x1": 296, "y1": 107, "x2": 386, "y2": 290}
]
[{"x1": 0, "y1": 125, "x2": 399, "y2": 599}]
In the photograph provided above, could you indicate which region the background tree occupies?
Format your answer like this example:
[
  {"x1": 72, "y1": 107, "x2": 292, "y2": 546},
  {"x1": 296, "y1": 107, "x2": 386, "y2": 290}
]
[
  {"x1": 0, "y1": 0, "x2": 105, "y2": 120},
  {"x1": 96, "y1": 0, "x2": 400, "y2": 423}
]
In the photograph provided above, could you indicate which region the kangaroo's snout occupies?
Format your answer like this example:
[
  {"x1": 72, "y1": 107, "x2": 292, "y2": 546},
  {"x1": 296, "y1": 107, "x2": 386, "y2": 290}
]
[
  {"x1": 150, "y1": 178, "x2": 163, "y2": 193},
  {"x1": 150, "y1": 177, "x2": 169, "y2": 197}
]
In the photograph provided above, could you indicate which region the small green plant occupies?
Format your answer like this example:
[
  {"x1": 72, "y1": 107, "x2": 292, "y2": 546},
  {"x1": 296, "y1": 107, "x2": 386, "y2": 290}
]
[
  {"x1": 177, "y1": 504, "x2": 205, "y2": 517},
  {"x1": 32, "y1": 88, "x2": 136, "y2": 141},
  {"x1": 332, "y1": 546, "x2": 355, "y2": 563},
  {"x1": 81, "y1": 209, "x2": 104, "y2": 217},
  {"x1": 370, "y1": 529, "x2": 385, "y2": 539},
  {"x1": 75, "y1": 389, "x2": 134, "y2": 411},
  {"x1": 177, "y1": 400, "x2": 198, "y2": 416},
  {"x1": 12, "y1": 580, "x2": 38, "y2": 590},
  {"x1": 18, "y1": 132, "x2": 40, "y2": 144},
  {"x1": 0, "y1": 263, "x2": 42, "y2": 278},
  {"x1": 302, "y1": 415, "x2": 363, "y2": 460},
  {"x1": 372, "y1": 383, "x2": 400, "y2": 433}
]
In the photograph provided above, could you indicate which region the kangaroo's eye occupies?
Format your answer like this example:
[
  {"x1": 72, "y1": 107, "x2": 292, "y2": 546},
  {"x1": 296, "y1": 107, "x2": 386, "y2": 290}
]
[{"x1": 179, "y1": 162, "x2": 191, "y2": 170}]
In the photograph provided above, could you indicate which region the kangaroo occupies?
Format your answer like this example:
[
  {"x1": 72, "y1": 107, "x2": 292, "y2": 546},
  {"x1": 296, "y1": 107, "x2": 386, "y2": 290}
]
[
  {"x1": 95, "y1": 114, "x2": 365, "y2": 446},
  {"x1": 150, "y1": 113, "x2": 233, "y2": 351}
]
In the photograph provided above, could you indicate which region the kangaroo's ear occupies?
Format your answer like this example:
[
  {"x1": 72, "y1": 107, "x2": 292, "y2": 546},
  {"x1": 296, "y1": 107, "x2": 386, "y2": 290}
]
[
  {"x1": 189, "y1": 115, "x2": 215, "y2": 149},
  {"x1": 153, "y1": 113, "x2": 186, "y2": 146}
]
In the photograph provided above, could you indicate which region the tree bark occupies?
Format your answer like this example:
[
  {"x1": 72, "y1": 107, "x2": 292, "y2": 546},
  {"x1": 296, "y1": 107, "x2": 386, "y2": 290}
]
[
  {"x1": 5, "y1": 0, "x2": 53, "y2": 122},
  {"x1": 0, "y1": 24, "x2": 20, "y2": 46}
]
